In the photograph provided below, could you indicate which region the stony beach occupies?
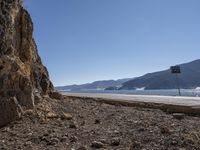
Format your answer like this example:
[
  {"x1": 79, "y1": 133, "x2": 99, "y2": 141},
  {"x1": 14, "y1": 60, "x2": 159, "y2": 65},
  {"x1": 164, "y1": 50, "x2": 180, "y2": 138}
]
[{"x1": 0, "y1": 96, "x2": 200, "y2": 150}]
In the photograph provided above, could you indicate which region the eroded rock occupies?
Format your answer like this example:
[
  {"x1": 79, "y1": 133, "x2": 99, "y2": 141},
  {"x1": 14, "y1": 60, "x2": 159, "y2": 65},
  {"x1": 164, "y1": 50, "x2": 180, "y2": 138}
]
[
  {"x1": 0, "y1": 97, "x2": 23, "y2": 127},
  {"x1": 0, "y1": 0, "x2": 54, "y2": 127},
  {"x1": 91, "y1": 141, "x2": 104, "y2": 148},
  {"x1": 49, "y1": 91, "x2": 62, "y2": 99}
]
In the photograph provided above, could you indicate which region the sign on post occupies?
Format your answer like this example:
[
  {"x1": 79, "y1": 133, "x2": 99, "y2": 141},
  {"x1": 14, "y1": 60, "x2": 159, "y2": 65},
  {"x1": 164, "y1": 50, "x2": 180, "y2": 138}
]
[
  {"x1": 170, "y1": 66, "x2": 181, "y2": 74},
  {"x1": 170, "y1": 65, "x2": 181, "y2": 96}
]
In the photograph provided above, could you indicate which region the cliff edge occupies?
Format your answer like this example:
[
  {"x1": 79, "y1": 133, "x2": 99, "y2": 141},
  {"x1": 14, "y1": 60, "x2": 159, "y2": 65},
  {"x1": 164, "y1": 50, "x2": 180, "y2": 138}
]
[{"x1": 0, "y1": 0, "x2": 54, "y2": 126}]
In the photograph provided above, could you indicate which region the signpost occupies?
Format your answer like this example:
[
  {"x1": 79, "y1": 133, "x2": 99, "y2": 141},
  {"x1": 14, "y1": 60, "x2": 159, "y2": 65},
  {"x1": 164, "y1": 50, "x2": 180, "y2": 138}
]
[{"x1": 170, "y1": 66, "x2": 181, "y2": 96}]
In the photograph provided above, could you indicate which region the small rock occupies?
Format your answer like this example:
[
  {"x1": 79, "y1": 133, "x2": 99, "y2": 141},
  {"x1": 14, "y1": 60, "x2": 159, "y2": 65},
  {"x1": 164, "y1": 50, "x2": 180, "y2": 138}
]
[
  {"x1": 138, "y1": 127, "x2": 145, "y2": 132},
  {"x1": 34, "y1": 94, "x2": 42, "y2": 104},
  {"x1": 110, "y1": 138, "x2": 120, "y2": 146},
  {"x1": 80, "y1": 121, "x2": 85, "y2": 126},
  {"x1": 47, "y1": 112, "x2": 58, "y2": 119},
  {"x1": 172, "y1": 113, "x2": 185, "y2": 120},
  {"x1": 171, "y1": 140, "x2": 178, "y2": 145},
  {"x1": 23, "y1": 141, "x2": 32, "y2": 147},
  {"x1": 131, "y1": 141, "x2": 141, "y2": 148},
  {"x1": 77, "y1": 146, "x2": 87, "y2": 150},
  {"x1": 2, "y1": 127, "x2": 11, "y2": 132},
  {"x1": 69, "y1": 122, "x2": 77, "y2": 129},
  {"x1": 39, "y1": 136, "x2": 49, "y2": 143},
  {"x1": 95, "y1": 119, "x2": 101, "y2": 124},
  {"x1": 31, "y1": 137, "x2": 41, "y2": 144},
  {"x1": 61, "y1": 113, "x2": 73, "y2": 120},
  {"x1": 43, "y1": 133, "x2": 49, "y2": 137},
  {"x1": 160, "y1": 126, "x2": 171, "y2": 134},
  {"x1": 24, "y1": 110, "x2": 35, "y2": 117},
  {"x1": 91, "y1": 141, "x2": 104, "y2": 148},
  {"x1": 49, "y1": 91, "x2": 63, "y2": 99},
  {"x1": 59, "y1": 136, "x2": 67, "y2": 142},
  {"x1": 99, "y1": 139, "x2": 108, "y2": 144},
  {"x1": 69, "y1": 136, "x2": 78, "y2": 143},
  {"x1": 78, "y1": 115, "x2": 84, "y2": 118},
  {"x1": 47, "y1": 138, "x2": 59, "y2": 145},
  {"x1": 114, "y1": 130, "x2": 120, "y2": 134}
]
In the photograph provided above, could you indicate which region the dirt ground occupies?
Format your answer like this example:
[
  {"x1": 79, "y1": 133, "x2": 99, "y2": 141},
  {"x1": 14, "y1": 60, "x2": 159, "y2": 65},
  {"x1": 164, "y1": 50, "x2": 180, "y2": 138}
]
[{"x1": 0, "y1": 96, "x2": 200, "y2": 150}]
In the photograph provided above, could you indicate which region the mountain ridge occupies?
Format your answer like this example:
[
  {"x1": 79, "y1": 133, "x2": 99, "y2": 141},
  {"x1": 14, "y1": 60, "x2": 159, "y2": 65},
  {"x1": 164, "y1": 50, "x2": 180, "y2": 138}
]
[
  {"x1": 57, "y1": 59, "x2": 200, "y2": 91},
  {"x1": 120, "y1": 59, "x2": 200, "y2": 90},
  {"x1": 56, "y1": 78, "x2": 133, "y2": 91}
]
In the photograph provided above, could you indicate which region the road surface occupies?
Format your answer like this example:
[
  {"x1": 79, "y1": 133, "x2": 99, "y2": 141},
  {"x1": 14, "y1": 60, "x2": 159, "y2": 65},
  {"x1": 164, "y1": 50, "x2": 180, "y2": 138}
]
[{"x1": 63, "y1": 93, "x2": 200, "y2": 108}]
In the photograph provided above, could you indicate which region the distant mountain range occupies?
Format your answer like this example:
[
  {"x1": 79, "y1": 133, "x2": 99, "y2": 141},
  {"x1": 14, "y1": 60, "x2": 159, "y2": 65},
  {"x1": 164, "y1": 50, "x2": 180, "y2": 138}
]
[
  {"x1": 56, "y1": 59, "x2": 200, "y2": 91},
  {"x1": 56, "y1": 78, "x2": 133, "y2": 91},
  {"x1": 120, "y1": 59, "x2": 200, "y2": 90}
]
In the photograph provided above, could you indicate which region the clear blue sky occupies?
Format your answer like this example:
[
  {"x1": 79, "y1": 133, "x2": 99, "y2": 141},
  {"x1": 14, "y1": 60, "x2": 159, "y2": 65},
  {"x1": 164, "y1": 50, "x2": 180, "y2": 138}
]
[{"x1": 24, "y1": 0, "x2": 200, "y2": 86}]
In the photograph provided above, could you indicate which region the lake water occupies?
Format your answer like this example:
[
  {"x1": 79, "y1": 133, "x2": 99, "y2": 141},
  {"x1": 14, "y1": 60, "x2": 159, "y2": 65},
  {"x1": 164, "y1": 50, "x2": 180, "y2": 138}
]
[{"x1": 61, "y1": 89, "x2": 200, "y2": 97}]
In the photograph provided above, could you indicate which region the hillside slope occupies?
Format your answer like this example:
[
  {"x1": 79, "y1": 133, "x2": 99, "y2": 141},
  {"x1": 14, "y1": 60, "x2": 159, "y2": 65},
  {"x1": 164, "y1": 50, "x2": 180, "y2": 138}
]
[
  {"x1": 56, "y1": 78, "x2": 132, "y2": 91},
  {"x1": 121, "y1": 59, "x2": 200, "y2": 90}
]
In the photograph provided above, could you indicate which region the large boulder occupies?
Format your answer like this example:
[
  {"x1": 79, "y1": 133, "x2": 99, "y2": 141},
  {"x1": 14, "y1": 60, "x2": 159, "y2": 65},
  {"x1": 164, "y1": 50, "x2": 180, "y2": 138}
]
[
  {"x1": 0, "y1": 0, "x2": 54, "y2": 127},
  {"x1": 0, "y1": 97, "x2": 23, "y2": 127}
]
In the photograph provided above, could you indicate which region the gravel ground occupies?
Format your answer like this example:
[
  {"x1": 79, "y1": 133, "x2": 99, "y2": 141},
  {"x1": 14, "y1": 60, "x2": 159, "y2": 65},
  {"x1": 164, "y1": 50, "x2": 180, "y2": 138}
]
[{"x1": 0, "y1": 96, "x2": 200, "y2": 150}]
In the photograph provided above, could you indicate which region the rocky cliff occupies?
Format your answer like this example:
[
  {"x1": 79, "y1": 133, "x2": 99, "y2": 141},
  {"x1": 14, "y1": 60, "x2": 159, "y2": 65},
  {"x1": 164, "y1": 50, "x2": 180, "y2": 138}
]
[{"x1": 0, "y1": 0, "x2": 54, "y2": 126}]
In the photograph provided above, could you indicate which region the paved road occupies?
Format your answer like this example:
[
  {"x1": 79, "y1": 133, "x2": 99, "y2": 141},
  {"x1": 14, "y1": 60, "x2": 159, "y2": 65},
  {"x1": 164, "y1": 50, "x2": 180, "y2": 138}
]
[{"x1": 63, "y1": 93, "x2": 200, "y2": 107}]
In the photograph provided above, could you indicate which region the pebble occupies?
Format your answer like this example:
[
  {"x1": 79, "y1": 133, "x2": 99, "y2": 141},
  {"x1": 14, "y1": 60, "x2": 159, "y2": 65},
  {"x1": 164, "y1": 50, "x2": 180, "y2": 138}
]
[
  {"x1": 61, "y1": 113, "x2": 73, "y2": 120},
  {"x1": 23, "y1": 141, "x2": 32, "y2": 147},
  {"x1": 59, "y1": 136, "x2": 67, "y2": 142},
  {"x1": 47, "y1": 112, "x2": 59, "y2": 119},
  {"x1": 172, "y1": 113, "x2": 185, "y2": 120},
  {"x1": 69, "y1": 136, "x2": 78, "y2": 143},
  {"x1": 131, "y1": 141, "x2": 141, "y2": 148},
  {"x1": 95, "y1": 119, "x2": 101, "y2": 124},
  {"x1": 160, "y1": 126, "x2": 171, "y2": 134},
  {"x1": 99, "y1": 139, "x2": 108, "y2": 144},
  {"x1": 69, "y1": 122, "x2": 77, "y2": 129},
  {"x1": 47, "y1": 138, "x2": 59, "y2": 145},
  {"x1": 110, "y1": 138, "x2": 120, "y2": 146},
  {"x1": 114, "y1": 130, "x2": 120, "y2": 134},
  {"x1": 91, "y1": 141, "x2": 104, "y2": 148},
  {"x1": 138, "y1": 127, "x2": 145, "y2": 132},
  {"x1": 77, "y1": 146, "x2": 87, "y2": 150}
]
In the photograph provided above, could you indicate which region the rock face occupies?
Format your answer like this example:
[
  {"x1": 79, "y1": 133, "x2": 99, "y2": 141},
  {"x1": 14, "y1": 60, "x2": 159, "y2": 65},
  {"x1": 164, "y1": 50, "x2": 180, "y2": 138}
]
[{"x1": 0, "y1": 0, "x2": 54, "y2": 126}]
